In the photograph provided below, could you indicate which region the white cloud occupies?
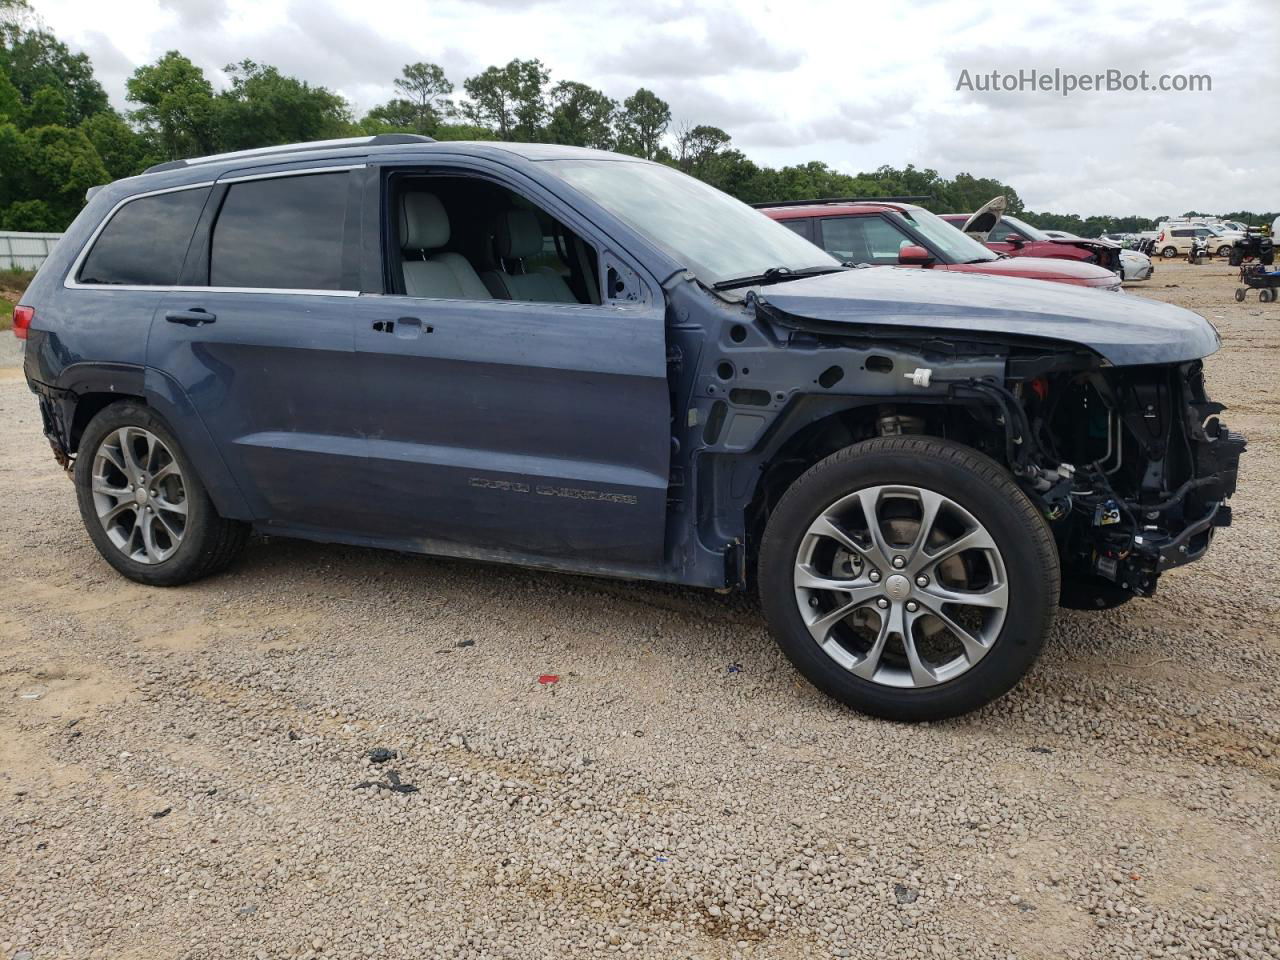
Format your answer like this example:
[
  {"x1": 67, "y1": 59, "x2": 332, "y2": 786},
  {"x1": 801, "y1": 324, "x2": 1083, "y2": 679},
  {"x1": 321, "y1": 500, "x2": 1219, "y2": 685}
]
[
  {"x1": 27, "y1": 0, "x2": 1277, "y2": 216},
  {"x1": 156, "y1": 0, "x2": 227, "y2": 28},
  {"x1": 593, "y1": 9, "x2": 802, "y2": 79}
]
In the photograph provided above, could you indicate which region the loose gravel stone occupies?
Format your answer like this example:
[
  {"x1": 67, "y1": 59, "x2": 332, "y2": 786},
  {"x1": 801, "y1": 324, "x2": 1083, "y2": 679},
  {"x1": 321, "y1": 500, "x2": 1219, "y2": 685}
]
[{"x1": 1, "y1": 261, "x2": 1277, "y2": 959}]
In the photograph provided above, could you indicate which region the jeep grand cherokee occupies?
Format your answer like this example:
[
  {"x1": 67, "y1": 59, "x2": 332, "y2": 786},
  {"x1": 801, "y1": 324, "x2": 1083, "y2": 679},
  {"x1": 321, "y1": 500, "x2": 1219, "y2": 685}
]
[{"x1": 15, "y1": 135, "x2": 1245, "y2": 721}]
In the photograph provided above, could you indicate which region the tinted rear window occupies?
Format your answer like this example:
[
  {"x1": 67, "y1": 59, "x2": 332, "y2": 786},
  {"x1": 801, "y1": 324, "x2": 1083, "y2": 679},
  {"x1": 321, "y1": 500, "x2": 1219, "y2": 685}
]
[
  {"x1": 210, "y1": 172, "x2": 349, "y2": 290},
  {"x1": 77, "y1": 187, "x2": 210, "y2": 286}
]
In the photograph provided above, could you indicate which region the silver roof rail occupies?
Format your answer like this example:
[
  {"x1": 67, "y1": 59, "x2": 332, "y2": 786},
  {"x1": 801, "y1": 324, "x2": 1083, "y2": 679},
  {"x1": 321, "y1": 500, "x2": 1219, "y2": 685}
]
[{"x1": 143, "y1": 133, "x2": 434, "y2": 175}]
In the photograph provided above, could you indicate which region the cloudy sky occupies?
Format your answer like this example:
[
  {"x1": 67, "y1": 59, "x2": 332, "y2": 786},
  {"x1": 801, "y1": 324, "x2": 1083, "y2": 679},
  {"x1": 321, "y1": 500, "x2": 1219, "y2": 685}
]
[{"x1": 30, "y1": 0, "x2": 1280, "y2": 216}]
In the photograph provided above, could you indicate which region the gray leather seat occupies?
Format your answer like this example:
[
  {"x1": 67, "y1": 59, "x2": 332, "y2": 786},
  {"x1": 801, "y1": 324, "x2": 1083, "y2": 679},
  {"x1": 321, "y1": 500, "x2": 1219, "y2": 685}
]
[
  {"x1": 481, "y1": 209, "x2": 578, "y2": 303},
  {"x1": 400, "y1": 193, "x2": 491, "y2": 300}
]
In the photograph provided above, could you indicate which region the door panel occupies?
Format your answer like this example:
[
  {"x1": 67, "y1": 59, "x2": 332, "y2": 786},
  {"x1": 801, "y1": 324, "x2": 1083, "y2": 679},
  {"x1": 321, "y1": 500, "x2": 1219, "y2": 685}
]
[
  {"x1": 148, "y1": 291, "x2": 367, "y2": 527},
  {"x1": 353, "y1": 295, "x2": 670, "y2": 565}
]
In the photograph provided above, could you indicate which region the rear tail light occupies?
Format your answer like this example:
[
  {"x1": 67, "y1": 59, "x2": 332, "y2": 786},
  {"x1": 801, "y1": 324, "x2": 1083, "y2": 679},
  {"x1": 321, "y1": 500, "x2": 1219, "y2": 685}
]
[{"x1": 12, "y1": 304, "x2": 33, "y2": 340}]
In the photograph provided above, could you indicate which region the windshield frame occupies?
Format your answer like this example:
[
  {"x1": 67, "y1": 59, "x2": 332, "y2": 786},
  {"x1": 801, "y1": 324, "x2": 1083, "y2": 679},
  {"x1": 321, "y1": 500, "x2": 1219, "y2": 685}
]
[
  {"x1": 1001, "y1": 215, "x2": 1052, "y2": 242},
  {"x1": 541, "y1": 158, "x2": 841, "y2": 288}
]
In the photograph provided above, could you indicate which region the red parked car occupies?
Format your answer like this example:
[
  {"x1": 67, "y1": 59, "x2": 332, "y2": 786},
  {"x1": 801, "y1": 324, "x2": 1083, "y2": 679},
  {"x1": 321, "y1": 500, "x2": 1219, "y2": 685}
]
[
  {"x1": 938, "y1": 203, "x2": 1123, "y2": 274},
  {"x1": 761, "y1": 200, "x2": 1122, "y2": 291}
]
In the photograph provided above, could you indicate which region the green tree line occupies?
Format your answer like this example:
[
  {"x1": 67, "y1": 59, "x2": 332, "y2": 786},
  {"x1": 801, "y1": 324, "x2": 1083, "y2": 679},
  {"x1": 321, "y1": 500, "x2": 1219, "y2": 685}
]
[{"x1": 2, "y1": 1, "x2": 1274, "y2": 234}]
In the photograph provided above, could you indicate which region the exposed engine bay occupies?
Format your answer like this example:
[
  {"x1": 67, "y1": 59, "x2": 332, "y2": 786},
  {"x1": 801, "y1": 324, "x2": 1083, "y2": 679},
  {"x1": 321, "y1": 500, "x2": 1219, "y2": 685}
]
[
  {"x1": 935, "y1": 358, "x2": 1244, "y2": 601},
  {"x1": 713, "y1": 268, "x2": 1248, "y2": 604}
]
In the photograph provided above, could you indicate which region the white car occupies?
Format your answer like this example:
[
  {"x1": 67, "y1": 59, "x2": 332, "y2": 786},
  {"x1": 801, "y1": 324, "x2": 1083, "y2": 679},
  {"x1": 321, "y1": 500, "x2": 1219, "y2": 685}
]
[
  {"x1": 1043, "y1": 230, "x2": 1153, "y2": 280},
  {"x1": 1119, "y1": 249, "x2": 1154, "y2": 280},
  {"x1": 1156, "y1": 223, "x2": 1241, "y2": 258},
  {"x1": 1153, "y1": 226, "x2": 1217, "y2": 259}
]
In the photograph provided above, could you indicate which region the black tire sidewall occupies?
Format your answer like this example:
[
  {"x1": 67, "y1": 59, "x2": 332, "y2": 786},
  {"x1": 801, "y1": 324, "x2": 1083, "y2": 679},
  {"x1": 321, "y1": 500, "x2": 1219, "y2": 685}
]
[
  {"x1": 74, "y1": 402, "x2": 222, "y2": 586},
  {"x1": 758, "y1": 438, "x2": 1058, "y2": 721}
]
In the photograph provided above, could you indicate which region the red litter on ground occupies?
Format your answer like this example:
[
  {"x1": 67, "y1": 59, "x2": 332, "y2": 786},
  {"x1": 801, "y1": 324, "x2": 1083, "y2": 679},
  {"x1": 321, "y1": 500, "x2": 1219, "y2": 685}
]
[{"x1": 537, "y1": 674, "x2": 560, "y2": 685}]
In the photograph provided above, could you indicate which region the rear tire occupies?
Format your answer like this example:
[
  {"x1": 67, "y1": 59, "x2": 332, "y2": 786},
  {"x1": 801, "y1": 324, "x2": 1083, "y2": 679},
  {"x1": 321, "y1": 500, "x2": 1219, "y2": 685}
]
[
  {"x1": 758, "y1": 437, "x2": 1058, "y2": 721},
  {"x1": 1161, "y1": 246, "x2": 1178, "y2": 259},
  {"x1": 74, "y1": 402, "x2": 249, "y2": 586}
]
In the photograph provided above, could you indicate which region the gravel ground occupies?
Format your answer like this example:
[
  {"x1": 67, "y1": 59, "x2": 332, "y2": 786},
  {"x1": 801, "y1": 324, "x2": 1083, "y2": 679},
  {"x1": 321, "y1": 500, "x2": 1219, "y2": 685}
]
[{"x1": 1, "y1": 260, "x2": 1277, "y2": 960}]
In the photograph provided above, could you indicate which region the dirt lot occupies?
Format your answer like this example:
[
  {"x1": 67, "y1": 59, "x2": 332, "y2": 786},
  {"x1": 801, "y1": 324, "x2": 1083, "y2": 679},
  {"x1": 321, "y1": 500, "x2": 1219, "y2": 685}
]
[{"x1": 1, "y1": 260, "x2": 1277, "y2": 960}]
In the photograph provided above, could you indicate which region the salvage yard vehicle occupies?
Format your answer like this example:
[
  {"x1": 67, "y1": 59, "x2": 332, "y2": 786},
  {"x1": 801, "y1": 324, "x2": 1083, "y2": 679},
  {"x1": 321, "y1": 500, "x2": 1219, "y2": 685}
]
[
  {"x1": 14, "y1": 136, "x2": 1245, "y2": 721},
  {"x1": 1158, "y1": 221, "x2": 1244, "y2": 259},
  {"x1": 1042, "y1": 231, "x2": 1154, "y2": 281},
  {"x1": 1118, "y1": 248, "x2": 1154, "y2": 280},
  {"x1": 758, "y1": 200, "x2": 1122, "y2": 290},
  {"x1": 940, "y1": 198, "x2": 1124, "y2": 274},
  {"x1": 1152, "y1": 225, "x2": 1219, "y2": 260}
]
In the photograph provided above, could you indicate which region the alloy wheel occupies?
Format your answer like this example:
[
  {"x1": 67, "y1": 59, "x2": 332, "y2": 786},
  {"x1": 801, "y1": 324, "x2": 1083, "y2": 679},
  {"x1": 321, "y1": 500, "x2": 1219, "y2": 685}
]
[
  {"x1": 793, "y1": 484, "x2": 1008, "y2": 688},
  {"x1": 90, "y1": 427, "x2": 188, "y2": 564}
]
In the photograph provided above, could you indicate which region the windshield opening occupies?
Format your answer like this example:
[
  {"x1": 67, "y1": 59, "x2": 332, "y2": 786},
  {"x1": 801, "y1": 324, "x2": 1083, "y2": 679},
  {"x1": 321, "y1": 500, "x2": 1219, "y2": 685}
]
[
  {"x1": 544, "y1": 159, "x2": 839, "y2": 286},
  {"x1": 1002, "y1": 215, "x2": 1051, "y2": 242},
  {"x1": 899, "y1": 207, "x2": 998, "y2": 263}
]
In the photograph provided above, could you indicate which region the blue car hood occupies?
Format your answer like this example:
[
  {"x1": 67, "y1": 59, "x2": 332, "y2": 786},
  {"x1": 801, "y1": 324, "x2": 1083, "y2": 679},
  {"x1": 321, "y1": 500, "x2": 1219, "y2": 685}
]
[{"x1": 753, "y1": 267, "x2": 1220, "y2": 366}]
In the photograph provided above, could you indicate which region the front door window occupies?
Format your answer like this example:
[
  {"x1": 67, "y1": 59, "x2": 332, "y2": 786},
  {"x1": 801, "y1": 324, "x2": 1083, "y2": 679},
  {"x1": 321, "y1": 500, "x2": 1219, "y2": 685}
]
[{"x1": 818, "y1": 216, "x2": 915, "y2": 265}]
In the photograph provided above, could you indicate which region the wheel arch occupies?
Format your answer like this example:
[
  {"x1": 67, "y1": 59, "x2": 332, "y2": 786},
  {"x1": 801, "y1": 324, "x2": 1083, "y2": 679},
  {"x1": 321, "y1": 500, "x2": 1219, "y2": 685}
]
[
  {"x1": 754, "y1": 433, "x2": 1059, "y2": 720},
  {"x1": 697, "y1": 394, "x2": 1008, "y2": 586},
  {"x1": 43, "y1": 362, "x2": 149, "y2": 460},
  {"x1": 54, "y1": 363, "x2": 253, "y2": 522}
]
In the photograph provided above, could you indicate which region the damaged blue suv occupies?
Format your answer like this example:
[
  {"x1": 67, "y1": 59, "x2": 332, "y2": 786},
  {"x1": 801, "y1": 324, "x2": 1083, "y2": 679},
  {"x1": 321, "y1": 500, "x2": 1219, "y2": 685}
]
[{"x1": 17, "y1": 134, "x2": 1244, "y2": 720}]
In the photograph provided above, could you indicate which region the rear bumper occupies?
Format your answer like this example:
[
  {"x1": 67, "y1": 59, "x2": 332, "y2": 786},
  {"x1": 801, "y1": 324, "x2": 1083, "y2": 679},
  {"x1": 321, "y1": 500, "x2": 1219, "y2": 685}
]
[{"x1": 29, "y1": 377, "x2": 74, "y2": 470}]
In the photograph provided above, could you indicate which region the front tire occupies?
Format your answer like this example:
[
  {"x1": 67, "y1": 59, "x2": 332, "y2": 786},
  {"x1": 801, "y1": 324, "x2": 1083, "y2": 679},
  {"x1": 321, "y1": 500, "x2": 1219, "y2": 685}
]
[
  {"x1": 74, "y1": 402, "x2": 249, "y2": 586},
  {"x1": 758, "y1": 437, "x2": 1059, "y2": 721},
  {"x1": 1060, "y1": 575, "x2": 1133, "y2": 610}
]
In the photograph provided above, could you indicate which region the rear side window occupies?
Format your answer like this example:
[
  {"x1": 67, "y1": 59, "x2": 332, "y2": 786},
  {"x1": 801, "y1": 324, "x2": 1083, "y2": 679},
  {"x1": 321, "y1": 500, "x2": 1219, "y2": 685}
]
[
  {"x1": 77, "y1": 187, "x2": 210, "y2": 286},
  {"x1": 779, "y1": 218, "x2": 815, "y2": 242},
  {"x1": 210, "y1": 172, "x2": 349, "y2": 290}
]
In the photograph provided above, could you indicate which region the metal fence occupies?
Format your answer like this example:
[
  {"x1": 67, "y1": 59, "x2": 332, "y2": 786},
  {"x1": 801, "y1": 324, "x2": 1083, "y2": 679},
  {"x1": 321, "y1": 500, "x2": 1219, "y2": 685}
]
[{"x1": 0, "y1": 231, "x2": 63, "y2": 271}]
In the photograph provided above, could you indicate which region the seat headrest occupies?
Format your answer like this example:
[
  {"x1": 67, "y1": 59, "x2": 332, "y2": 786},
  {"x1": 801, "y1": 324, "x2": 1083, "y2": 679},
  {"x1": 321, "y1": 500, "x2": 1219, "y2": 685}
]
[
  {"x1": 401, "y1": 193, "x2": 449, "y2": 250},
  {"x1": 496, "y1": 208, "x2": 544, "y2": 260}
]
